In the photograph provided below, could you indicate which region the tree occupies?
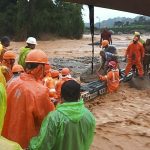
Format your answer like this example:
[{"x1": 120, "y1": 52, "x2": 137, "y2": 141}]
[
  {"x1": 0, "y1": 0, "x2": 17, "y2": 36},
  {"x1": 0, "y1": 0, "x2": 84, "y2": 40},
  {"x1": 138, "y1": 16, "x2": 146, "y2": 24},
  {"x1": 114, "y1": 21, "x2": 123, "y2": 28},
  {"x1": 125, "y1": 21, "x2": 129, "y2": 26}
]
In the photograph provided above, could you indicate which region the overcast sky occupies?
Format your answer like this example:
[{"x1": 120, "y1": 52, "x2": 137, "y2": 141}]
[{"x1": 82, "y1": 5, "x2": 139, "y2": 23}]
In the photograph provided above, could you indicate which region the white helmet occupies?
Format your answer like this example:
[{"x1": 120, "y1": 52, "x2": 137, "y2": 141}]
[{"x1": 26, "y1": 37, "x2": 37, "y2": 45}]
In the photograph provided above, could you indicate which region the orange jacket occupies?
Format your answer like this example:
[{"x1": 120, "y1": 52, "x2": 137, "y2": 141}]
[
  {"x1": 2, "y1": 73, "x2": 55, "y2": 149},
  {"x1": 125, "y1": 42, "x2": 144, "y2": 61},
  {"x1": 99, "y1": 69, "x2": 120, "y2": 93}
]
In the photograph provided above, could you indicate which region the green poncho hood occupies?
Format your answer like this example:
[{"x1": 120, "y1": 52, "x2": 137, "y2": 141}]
[{"x1": 56, "y1": 99, "x2": 85, "y2": 122}]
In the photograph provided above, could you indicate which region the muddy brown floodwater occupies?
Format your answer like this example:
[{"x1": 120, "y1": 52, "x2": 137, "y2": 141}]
[{"x1": 11, "y1": 34, "x2": 150, "y2": 150}]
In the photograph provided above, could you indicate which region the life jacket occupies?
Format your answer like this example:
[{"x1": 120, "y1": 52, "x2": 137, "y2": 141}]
[
  {"x1": 100, "y1": 69, "x2": 120, "y2": 93},
  {"x1": 106, "y1": 69, "x2": 120, "y2": 93}
]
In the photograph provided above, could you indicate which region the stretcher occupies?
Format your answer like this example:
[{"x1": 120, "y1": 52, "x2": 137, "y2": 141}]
[{"x1": 80, "y1": 69, "x2": 133, "y2": 101}]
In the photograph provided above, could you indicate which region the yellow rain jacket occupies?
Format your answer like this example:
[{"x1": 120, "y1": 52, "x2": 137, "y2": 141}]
[{"x1": 0, "y1": 66, "x2": 7, "y2": 87}]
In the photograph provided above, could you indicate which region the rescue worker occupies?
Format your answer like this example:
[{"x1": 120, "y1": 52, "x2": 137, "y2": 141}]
[
  {"x1": 7, "y1": 64, "x2": 24, "y2": 86},
  {"x1": 43, "y1": 64, "x2": 58, "y2": 102},
  {"x1": 51, "y1": 70, "x2": 59, "y2": 86},
  {"x1": 132, "y1": 32, "x2": 145, "y2": 74},
  {"x1": 29, "y1": 80, "x2": 96, "y2": 150},
  {"x1": 2, "y1": 49, "x2": 55, "y2": 149},
  {"x1": 98, "y1": 61, "x2": 120, "y2": 93},
  {"x1": 12, "y1": 64, "x2": 24, "y2": 76},
  {"x1": 0, "y1": 82, "x2": 22, "y2": 150},
  {"x1": 143, "y1": 39, "x2": 150, "y2": 74},
  {"x1": 56, "y1": 67, "x2": 72, "y2": 100},
  {"x1": 0, "y1": 36, "x2": 10, "y2": 62},
  {"x1": 101, "y1": 40, "x2": 117, "y2": 54},
  {"x1": 2, "y1": 51, "x2": 16, "y2": 82},
  {"x1": 18, "y1": 37, "x2": 37, "y2": 68},
  {"x1": 99, "y1": 50, "x2": 118, "y2": 74},
  {"x1": 124, "y1": 36, "x2": 144, "y2": 79},
  {"x1": 49, "y1": 70, "x2": 60, "y2": 105},
  {"x1": 134, "y1": 32, "x2": 147, "y2": 75},
  {"x1": 100, "y1": 27, "x2": 112, "y2": 46}
]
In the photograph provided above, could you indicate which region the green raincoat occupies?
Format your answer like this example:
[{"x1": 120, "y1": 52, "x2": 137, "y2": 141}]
[
  {"x1": 29, "y1": 99, "x2": 95, "y2": 150},
  {"x1": 0, "y1": 83, "x2": 23, "y2": 150},
  {"x1": 18, "y1": 47, "x2": 31, "y2": 68}
]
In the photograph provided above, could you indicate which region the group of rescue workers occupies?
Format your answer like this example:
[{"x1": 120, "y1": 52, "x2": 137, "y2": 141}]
[
  {"x1": 98, "y1": 29, "x2": 150, "y2": 93},
  {"x1": 0, "y1": 36, "x2": 95, "y2": 150},
  {"x1": 0, "y1": 29, "x2": 149, "y2": 149}
]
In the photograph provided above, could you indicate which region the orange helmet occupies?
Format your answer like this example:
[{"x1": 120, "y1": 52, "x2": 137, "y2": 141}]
[
  {"x1": 51, "y1": 70, "x2": 59, "y2": 78},
  {"x1": 3, "y1": 51, "x2": 16, "y2": 59},
  {"x1": 12, "y1": 64, "x2": 24, "y2": 73},
  {"x1": 102, "y1": 40, "x2": 109, "y2": 47},
  {"x1": 25, "y1": 49, "x2": 48, "y2": 64},
  {"x1": 108, "y1": 61, "x2": 117, "y2": 69},
  {"x1": 61, "y1": 68, "x2": 70, "y2": 76}
]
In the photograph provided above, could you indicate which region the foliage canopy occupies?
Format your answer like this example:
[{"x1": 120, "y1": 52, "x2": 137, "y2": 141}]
[{"x1": 0, "y1": 0, "x2": 84, "y2": 40}]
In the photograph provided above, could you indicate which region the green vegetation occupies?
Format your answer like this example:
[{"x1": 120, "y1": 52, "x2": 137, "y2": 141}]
[
  {"x1": 111, "y1": 16, "x2": 150, "y2": 34},
  {"x1": 86, "y1": 16, "x2": 150, "y2": 34},
  {"x1": 0, "y1": 0, "x2": 84, "y2": 40},
  {"x1": 110, "y1": 25, "x2": 150, "y2": 34}
]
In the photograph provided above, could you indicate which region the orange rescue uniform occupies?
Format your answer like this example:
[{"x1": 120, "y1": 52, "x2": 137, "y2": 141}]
[
  {"x1": 125, "y1": 42, "x2": 144, "y2": 77},
  {"x1": 2, "y1": 73, "x2": 55, "y2": 149},
  {"x1": 99, "y1": 69, "x2": 120, "y2": 93}
]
